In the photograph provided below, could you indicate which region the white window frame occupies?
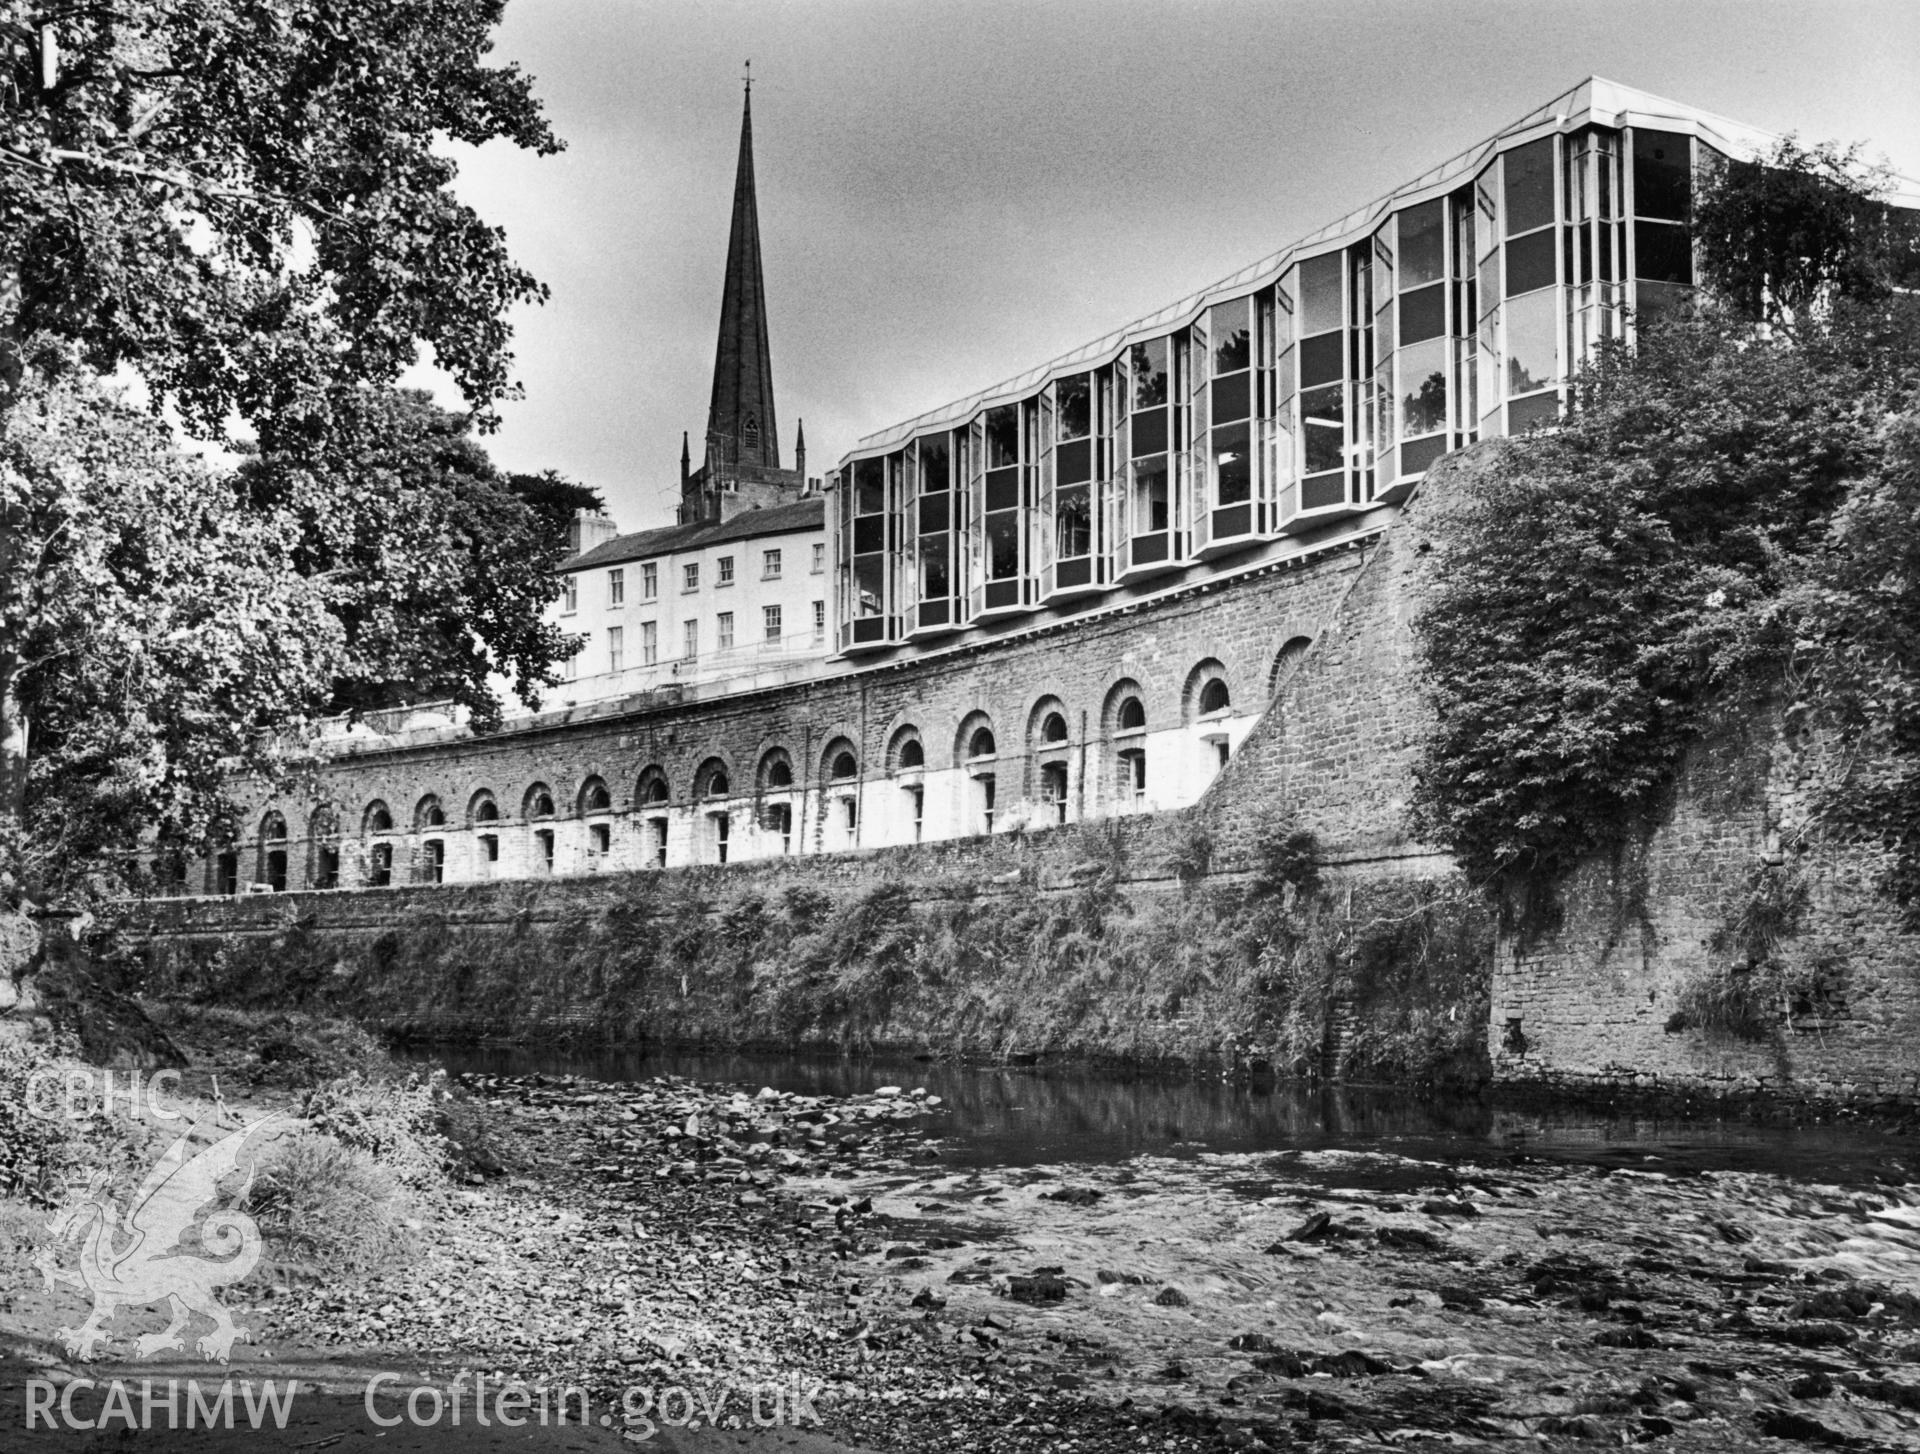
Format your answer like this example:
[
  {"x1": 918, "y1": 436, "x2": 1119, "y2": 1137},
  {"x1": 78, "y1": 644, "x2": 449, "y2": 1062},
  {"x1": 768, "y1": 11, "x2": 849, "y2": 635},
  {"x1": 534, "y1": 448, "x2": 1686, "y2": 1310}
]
[
  {"x1": 763, "y1": 548, "x2": 782, "y2": 579},
  {"x1": 764, "y1": 604, "x2": 782, "y2": 641},
  {"x1": 642, "y1": 562, "x2": 658, "y2": 599},
  {"x1": 608, "y1": 567, "x2": 624, "y2": 607},
  {"x1": 717, "y1": 611, "x2": 735, "y2": 651},
  {"x1": 717, "y1": 555, "x2": 735, "y2": 587}
]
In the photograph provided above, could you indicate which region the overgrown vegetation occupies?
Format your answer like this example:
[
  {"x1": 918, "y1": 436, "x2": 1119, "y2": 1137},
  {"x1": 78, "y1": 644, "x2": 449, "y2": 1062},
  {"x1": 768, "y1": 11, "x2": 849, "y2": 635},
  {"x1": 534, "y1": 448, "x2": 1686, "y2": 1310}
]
[
  {"x1": 1413, "y1": 140, "x2": 1920, "y2": 918},
  {"x1": 0, "y1": 1038, "x2": 78, "y2": 1202},
  {"x1": 147, "y1": 815, "x2": 1496, "y2": 1085},
  {"x1": 244, "y1": 1069, "x2": 469, "y2": 1283},
  {"x1": 1667, "y1": 863, "x2": 1851, "y2": 1042},
  {"x1": 0, "y1": 1019, "x2": 474, "y2": 1289},
  {"x1": 245, "y1": 1132, "x2": 415, "y2": 1282}
]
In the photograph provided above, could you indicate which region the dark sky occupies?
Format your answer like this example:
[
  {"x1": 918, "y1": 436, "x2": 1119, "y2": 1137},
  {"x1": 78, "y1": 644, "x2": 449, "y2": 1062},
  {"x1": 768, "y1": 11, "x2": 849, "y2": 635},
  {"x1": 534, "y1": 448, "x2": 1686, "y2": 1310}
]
[{"x1": 413, "y1": 0, "x2": 1920, "y2": 530}]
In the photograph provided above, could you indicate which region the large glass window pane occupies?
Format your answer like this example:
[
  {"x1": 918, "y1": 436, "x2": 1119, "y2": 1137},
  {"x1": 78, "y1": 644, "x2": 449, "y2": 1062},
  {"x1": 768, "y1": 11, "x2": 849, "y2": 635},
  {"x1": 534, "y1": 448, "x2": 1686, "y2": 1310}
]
[
  {"x1": 1131, "y1": 456, "x2": 1169, "y2": 534},
  {"x1": 1509, "y1": 391, "x2": 1561, "y2": 432},
  {"x1": 986, "y1": 514, "x2": 1020, "y2": 579},
  {"x1": 1056, "y1": 374, "x2": 1091, "y2": 440},
  {"x1": 918, "y1": 433, "x2": 950, "y2": 492},
  {"x1": 1211, "y1": 296, "x2": 1251, "y2": 374},
  {"x1": 1211, "y1": 372, "x2": 1250, "y2": 423},
  {"x1": 1302, "y1": 385, "x2": 1344, "y2": 474},
  {"x1": 1636, "y1": 280, "x2": 1689, "y2": 324},
  {"x1": 1400, "y1": 281, "x2": 1445, "y2": 344},
  {"x1": 1634, "y1": 221, "x2": 1693, "y2": 284},
  {"x1": 1398, "y1": 337, "x2": 1448, "y2": 437},
  {"x1": 1506, "y1": 288, "x2": 1557, "y2": 395},
  {"x1": 1505, "y1": 228, "x2": 1557, "y2": 296},
  {"x1": 1131, "y1": 337, "x2": 1169, "y2": 408},
  {"x1": 985, "y1": 406, "x2": 1018, "y2": 469},
  {"x1": 853, "y1": 557, "x2": 885, "y2": 616},
  {"x1": 1056, "y1": 437, "x2": 1092, "y2": 482},
  {"x1": 1212, "y1": 422, "x2": 1252, "y2": 505},
  {"x1": 1130, "y1": 407, "x2": 1168, "y2": 456},
  {"x1": 1504, "y1": 138, "x2": 1555, "y2": 236},
  {"x1": 1632, "y1": 129, "x2": 1690, "y2": 222},
  {"x1": 854, "y1": 457, "x2": 883, "y2": 514},
  {"x1": 985, "y1": 467, "x2": 1020, "y2": 512},
  {"x1": 1055, "y1": 485, "x2": 1091, "y2": 558},
  {"x1": 917, "y1": 536, "x2": 950, "y2": 598},
  {"x1": 1399, "y1": 199, "x2": 1445, "y2": 288},
  {"x1": 1299, "y1": 331, "x2": 1343, "y2": 388},
  {"x1": 918, "y1": 494, "x2": 949, "y2": 533},
  {"x1": 1298, "y1": 253, "x2": 1343, "y2": 336}
]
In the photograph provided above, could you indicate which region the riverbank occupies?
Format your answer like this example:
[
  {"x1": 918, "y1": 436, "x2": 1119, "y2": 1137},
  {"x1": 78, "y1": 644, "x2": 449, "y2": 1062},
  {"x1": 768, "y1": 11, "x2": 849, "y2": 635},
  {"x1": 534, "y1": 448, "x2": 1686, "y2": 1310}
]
[
  {"x1": 124, "y1": 821, "x2": 1495, "y2": 1087},
  {"x1": 6, "y1": 1016, "x2": 1920, "y2": 1452}
]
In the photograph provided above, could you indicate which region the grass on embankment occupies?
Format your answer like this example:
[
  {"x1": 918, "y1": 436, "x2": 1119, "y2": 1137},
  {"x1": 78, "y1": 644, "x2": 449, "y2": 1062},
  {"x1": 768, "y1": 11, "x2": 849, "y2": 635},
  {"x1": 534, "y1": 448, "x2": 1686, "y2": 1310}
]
[
  {"x1": 141, "y1": 816, "x2": 1497, "y2": 1084},
  {"x1": 0, "y1": 1018, "x2": 503, "y2": 1298}
]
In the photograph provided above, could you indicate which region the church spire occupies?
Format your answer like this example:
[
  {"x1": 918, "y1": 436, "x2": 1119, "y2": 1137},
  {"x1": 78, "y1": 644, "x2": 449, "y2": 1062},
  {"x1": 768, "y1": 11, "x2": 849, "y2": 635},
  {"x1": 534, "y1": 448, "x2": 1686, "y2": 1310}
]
[{"x1": 704, "y1": 67, "x2": 779, "y2": 474}]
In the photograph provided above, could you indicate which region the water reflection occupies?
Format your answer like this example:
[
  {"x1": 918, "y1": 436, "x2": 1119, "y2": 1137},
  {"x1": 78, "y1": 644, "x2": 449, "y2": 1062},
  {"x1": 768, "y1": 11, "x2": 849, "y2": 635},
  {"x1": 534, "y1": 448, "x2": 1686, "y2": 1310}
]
[{"x1": 400, "y1": 1044, "x2": 1914, "y2": 1186}]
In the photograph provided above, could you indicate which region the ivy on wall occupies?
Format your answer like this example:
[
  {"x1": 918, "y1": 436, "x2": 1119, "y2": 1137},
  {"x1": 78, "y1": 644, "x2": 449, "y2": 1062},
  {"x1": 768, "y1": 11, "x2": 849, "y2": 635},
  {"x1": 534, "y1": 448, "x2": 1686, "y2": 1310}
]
[{"x1": 1411, "y1": 143, "x2": 1920, "y2": 904}]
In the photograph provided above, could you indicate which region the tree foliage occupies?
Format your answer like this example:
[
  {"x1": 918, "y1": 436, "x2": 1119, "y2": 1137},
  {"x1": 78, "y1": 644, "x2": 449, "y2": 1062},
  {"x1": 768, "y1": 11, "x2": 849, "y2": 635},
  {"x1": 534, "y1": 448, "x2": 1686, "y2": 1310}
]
[
  {"x1": 1792, "y1": 414, "x2": 1920, "y2": 916},
  {"x1": 1411, "y1": 320, "x2": 1884, "y2": 883},
  {"x1": 1693, "y1": 139, "x2": 1920, "y2": 328},
  {"x1": 1412, "y1": 140, "x2": 1920, "y2": 890},
  {"x1": 1, "y1": 349, "x2": 344, "y2": 898},
  {"x1": 0, "y1": 1, "x2": 570, "y2": 904},
  {"x1": 0, "y1": 0, "x2": 558, "y2": 429},
  {"x1": 242, "y1": 388, "x2": 591, "y2": 732}
]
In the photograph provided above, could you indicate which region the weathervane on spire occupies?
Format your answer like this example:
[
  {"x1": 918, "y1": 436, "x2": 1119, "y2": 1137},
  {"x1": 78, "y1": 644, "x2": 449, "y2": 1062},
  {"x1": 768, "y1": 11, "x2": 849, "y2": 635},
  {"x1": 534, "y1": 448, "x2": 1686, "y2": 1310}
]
[{"x1": 743, "y1": 59, "x2": 751, "y2": 96}]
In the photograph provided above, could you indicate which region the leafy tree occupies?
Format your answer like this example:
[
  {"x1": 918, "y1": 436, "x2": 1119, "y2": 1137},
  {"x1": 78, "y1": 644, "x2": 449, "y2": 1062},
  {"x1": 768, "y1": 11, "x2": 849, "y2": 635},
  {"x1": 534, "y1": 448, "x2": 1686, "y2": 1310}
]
[
  {"x1": 1693, "y1": 139, "x2": 1920, "y2": 328},
  {"x1": 1411, "y1": 319, "x2": 1879, "y2": 883},
  {"x1": 0, "y1": 0, "x2": 561, "y2": 898},
  {"x1": 1412, "y1": 138, "x2": 1920, "y2": 895},
  {"x1": 241, "y1": 387, "x2": 589, "y2": 733},
  {"x1": 0, "y1": 0, "x2": 557, "y2": 429},
  {"x1": 1790, "y1": 415, "x2": 1920, "y2": 919},
  {"x1": 2, "y1": 347, "x2": 344, "y2": 900},
  {"x1": 507, "y1": 469, "x2": 605, "y2": 543}
]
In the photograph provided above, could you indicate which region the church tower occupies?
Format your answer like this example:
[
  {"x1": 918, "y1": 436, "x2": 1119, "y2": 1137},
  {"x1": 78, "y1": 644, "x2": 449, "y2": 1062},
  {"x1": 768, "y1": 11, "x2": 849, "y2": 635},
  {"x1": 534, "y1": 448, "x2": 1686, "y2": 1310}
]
[{"x1": 682, "y1": 69, "x2": 806, "y2": 525}]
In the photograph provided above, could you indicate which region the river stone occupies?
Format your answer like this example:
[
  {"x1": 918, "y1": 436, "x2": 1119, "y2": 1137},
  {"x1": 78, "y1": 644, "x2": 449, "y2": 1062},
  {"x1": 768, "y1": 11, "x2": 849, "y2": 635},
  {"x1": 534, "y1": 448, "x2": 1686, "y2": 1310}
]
[
  {"x1": 1005, "y1": 1274, "x2": 1068, "y2": 1304},
  {"x1": 1252, "y1": 1350, "x2": 1308, "y2": 1377},
  {"x1": 1313, "y1": 1349, "x2": 1395, "y2": 1378},
  {"x1": 1040, "y1": 1186, "x2": 1102, "y2": 1206},
  {"x1": 1287, "y1": 1211, "x2": 1333, "y2": 1242},
  {"x1": 1376, "y1": 1226, "x2": 1447, "y2": 1251},
  {"x1": 1153, "y1": 1285, "x2": 1191, "y2": 1307}
]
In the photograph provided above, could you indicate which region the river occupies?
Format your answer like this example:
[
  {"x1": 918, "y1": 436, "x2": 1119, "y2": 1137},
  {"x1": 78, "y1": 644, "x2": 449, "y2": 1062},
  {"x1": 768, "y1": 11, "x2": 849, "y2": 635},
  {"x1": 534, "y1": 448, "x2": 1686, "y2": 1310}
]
[{"x1": 400, "y1": 1043, "x2": 1916, "y2": 1186}]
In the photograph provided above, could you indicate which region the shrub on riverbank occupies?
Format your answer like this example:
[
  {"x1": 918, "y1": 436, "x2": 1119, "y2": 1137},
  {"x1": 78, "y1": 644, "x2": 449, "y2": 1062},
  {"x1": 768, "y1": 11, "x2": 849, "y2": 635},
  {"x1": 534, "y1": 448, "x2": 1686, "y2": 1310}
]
[
  {"x1": 1411, "y1": 143, "x2": 1920, "y2": 922},
  {"x1": 246, "y1": 1130, "x2": 416, "y2": 1281}
]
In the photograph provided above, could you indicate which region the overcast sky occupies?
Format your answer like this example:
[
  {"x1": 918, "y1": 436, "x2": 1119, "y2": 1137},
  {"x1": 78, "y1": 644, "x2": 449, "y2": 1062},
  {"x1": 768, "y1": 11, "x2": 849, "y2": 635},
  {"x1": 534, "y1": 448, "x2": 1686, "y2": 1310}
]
[{"x1": 417, "y1": 0, "x2": 1920, "y2": 531}]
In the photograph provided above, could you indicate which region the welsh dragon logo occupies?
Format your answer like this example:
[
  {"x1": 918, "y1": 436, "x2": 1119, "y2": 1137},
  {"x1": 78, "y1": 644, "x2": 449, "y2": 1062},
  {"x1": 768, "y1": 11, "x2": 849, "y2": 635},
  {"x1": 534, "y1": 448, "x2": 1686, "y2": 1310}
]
[{"x1": 35, "y1": 1115, "x2": 282, "y2": 1363}]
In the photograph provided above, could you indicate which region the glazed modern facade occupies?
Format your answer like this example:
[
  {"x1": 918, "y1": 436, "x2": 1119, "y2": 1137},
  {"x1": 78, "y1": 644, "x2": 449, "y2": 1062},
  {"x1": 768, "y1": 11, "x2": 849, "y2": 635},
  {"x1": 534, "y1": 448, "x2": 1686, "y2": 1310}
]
[
  {"x1": 827, "y1": 78, "x2": 1779, "y2": 655},
  {"x1": 190, "y1": 77, "x2": 1915, "y2": 897}
]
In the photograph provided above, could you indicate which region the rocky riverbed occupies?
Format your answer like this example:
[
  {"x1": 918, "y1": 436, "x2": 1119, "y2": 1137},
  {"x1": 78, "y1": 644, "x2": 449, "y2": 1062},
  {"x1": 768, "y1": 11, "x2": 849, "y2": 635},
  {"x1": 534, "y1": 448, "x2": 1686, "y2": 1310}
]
[{"x1": 7, "y1": 1067, "x2": 1920, "y2": 1451}]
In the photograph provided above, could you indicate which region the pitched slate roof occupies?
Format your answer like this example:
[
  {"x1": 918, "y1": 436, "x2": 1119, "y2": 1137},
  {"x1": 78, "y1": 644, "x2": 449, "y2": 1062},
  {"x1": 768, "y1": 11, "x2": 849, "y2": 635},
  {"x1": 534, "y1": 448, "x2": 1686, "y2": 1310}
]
[{"x1": 559, "y1": 496, "x2": 823, "y2": 574}]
